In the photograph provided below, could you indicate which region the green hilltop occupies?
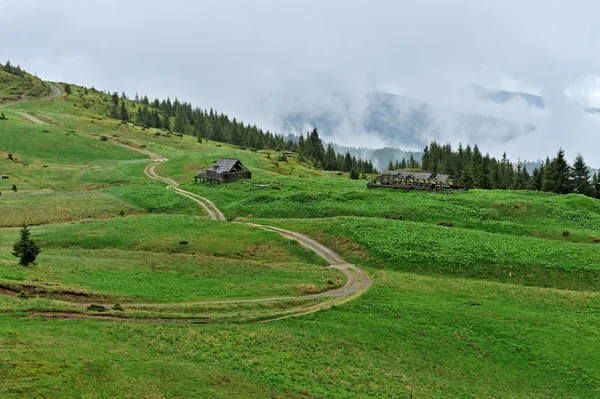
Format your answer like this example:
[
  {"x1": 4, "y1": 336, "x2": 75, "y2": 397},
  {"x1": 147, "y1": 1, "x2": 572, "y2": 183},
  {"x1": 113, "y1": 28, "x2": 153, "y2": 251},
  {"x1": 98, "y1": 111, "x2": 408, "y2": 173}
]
[
  {"x1": 0, "y1": 61, "x2": 51, "y2": 102},
  {"x1": 0, "y1": 71, "x2": 599, "y2": 398}
]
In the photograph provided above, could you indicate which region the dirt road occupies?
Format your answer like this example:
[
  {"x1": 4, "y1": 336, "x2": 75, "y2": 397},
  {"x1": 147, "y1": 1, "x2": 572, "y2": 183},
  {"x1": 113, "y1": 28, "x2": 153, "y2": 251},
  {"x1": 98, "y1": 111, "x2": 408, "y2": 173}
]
[{"x1": 5, "y1": 95, "x2": 372, "y2": 323}]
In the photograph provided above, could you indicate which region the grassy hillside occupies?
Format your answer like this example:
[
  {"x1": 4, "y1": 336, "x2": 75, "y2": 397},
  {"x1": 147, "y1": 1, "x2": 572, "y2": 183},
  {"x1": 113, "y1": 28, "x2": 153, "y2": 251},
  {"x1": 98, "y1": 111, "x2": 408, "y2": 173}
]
[
  {"x1": 0, "y1": 65, "x2": 50, "y2": 102},
  {"x1": 0, "y1": 80, "x2": 599, "y2": 398}
]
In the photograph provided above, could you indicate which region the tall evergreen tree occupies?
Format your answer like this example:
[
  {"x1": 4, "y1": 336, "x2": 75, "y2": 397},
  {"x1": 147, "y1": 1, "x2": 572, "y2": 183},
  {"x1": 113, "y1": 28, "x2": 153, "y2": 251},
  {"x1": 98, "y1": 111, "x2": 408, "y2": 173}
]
[
  {"x1": 174, "y1": 106, "x2": 188, "y2": 133},
  {"x1": 324, "y1": 143, "x2": 337, "y2": 171},
  {"x1": 550, "y1": 149, "x2": 572, "y2": 194},
  {"x1": 119, "y1": 101, "x2": 129, "y2": 122},
  {"x1": 571, "y1": 154, "x2": 592, "y2": 196},
  {"x1": 593, "y1": 173, "x2": 600, "y2": 199}
]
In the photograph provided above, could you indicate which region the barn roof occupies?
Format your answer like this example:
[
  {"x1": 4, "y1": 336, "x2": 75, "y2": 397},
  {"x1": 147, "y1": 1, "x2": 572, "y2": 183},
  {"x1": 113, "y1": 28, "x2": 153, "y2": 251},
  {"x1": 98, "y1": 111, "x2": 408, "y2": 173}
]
[
  {"x1": 382, "y1": 171, "x2": 450, "y2": 182},
  {"x1": 208, "y1": 158, "x2": 245, "y2": 174}
]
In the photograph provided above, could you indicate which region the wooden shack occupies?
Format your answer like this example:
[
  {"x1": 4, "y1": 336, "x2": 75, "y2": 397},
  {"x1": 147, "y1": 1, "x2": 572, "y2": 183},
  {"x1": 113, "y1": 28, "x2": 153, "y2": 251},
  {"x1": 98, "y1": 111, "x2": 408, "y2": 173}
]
[
  {"x1": 367, "y1": 171, "x2": 466, "y2": 192},
  {"x1": 195, "y1": 158, "x2": 251, "y2": 184}
]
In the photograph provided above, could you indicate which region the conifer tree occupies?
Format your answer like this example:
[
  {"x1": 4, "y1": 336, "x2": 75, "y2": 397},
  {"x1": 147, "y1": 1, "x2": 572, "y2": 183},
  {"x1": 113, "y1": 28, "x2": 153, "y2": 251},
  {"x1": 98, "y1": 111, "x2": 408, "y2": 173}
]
[
  {"x1": 571, "y1": 154, "x2": 592, "y2": 196},
  {"x1": 12, "y1": 226, "x2": 41, "y2": 266},
  {"x1": 324, "y1": 143, "x2": 337, "y2": 171},
  {"x1": 119, "y1": 101, "x2": 129, "y2": 122},
  {"x1": 174, "y1": 106, "x2": 188, "y2": 133},
  {"x1": 161, "y1": 113, "x2": 171, "y2": 131},
  {"x1": 110, "y1": 103, "x2": 119, "y2": 119},
  {"x1": 550, "y1": 149, "x2": 572, "y2": 194},
  {"x1": 593, "y1": 173, "x2": 600, "y2": 199}
]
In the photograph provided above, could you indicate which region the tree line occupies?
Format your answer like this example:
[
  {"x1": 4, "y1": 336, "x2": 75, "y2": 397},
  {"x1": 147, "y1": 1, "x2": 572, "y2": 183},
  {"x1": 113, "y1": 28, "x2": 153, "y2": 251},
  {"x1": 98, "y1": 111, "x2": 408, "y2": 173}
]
[
  {"x1": 1, "y1": 60, "x2": 26, "y2": 77},
  {"x1": 101, "y1": 90, "x2": 376, "y2": 176},
  {"x1": 418, "y1": 141, "x2": 600, "y2": 198}
]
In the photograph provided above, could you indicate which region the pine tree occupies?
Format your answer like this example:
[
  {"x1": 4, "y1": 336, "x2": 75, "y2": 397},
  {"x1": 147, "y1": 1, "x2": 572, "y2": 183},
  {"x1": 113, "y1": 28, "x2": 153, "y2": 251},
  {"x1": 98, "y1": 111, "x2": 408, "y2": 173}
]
[
  {"x1": 324, "y1": 143, "x2": 337, "y2": 171},
  {"x1": 161, "y1": 113, "x2": 171, "y2": 131},
  {"x1": 64, "y1": 83, "x2": 72, "y2": 95},
  {"x1": 571, "y1": 154, "x2": 592, "y2": 196},
  {"x1": 309, "y1": 128, "x2": 325, "y2": 164},
  {"x1": 110, "y1": 102, "x2": 119, "y2": 119},
  {"x1": 593, "y1": 173, "x2": 600, "y2": 199},
  {"x1": 421, "y1": 145, "x2": 430, "y2": 170},
  {"x1": 344, "y1": 152, "x2": 353, "y2": 172},
  {"x1": 460, "y1": 163, "x2": 474, "y2": 188},
  {"x1": 119, "y1": 101, "x2": 129, "y2": 122},
  {"x1": 174, "y1": 106, "x2": 188, "y2": 133},
  {"x1": 12, "y1": 226, "x2": 41, "y2": 266},
  {"x1": 551, "y1": 149, "x2": 572, "y2": 194}
]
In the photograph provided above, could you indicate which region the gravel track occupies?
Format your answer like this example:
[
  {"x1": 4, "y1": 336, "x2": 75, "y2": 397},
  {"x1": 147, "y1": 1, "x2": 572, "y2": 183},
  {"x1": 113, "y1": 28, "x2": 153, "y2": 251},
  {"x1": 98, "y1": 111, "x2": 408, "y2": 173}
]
[{"x1": 8, "y1": 99, "x2": 372, "y2": 323}]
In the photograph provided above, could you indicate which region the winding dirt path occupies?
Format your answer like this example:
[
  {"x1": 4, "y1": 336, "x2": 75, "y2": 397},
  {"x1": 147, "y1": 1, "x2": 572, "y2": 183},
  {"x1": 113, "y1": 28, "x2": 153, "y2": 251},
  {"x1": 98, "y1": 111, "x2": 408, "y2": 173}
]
[
  {"x1": 126, "y1": 154, "x2": 372, "y2": 319},
  {"x1": 5, "y1": 91, "x2": 371, "y2": 323}
]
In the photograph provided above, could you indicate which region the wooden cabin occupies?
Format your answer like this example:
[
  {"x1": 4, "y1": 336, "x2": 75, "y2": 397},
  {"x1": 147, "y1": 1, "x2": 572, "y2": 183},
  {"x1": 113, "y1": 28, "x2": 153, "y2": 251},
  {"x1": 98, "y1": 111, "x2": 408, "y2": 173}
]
[
  {"x1": 367, "y1": 171, "x2": 466, "y2": 192},
  {"x1": 195, "y1": 158, "x2": 251, "y2": 184}
]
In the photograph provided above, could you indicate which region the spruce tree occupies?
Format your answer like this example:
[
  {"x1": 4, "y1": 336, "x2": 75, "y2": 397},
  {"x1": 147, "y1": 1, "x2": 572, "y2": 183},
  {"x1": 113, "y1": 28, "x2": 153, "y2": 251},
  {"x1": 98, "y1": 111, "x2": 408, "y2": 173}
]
[
  {"x1": 119, "y1": 101, "x2": 129, "y2": 122},
  {"x1": 324, "y1": 143, "x2": 337, "y2": 171},
  {"x1": 64, "y1": 83, "x2": 72, "y2": 95},
  {"x1": 12, "y1": 226, "x2": 41, "y2": 266},
  {"x1": 174, "y1": 106, "x2": 188, "y2": 133},
  {"x1": 593, "y1": 173, "x2": 600, "y2": 199},
  {"x1": 551, "y1": 149, "x2": 572, "y2": 194},
  {"x1": 571, "y1": 154, "x2": 592, "y2": 196}
]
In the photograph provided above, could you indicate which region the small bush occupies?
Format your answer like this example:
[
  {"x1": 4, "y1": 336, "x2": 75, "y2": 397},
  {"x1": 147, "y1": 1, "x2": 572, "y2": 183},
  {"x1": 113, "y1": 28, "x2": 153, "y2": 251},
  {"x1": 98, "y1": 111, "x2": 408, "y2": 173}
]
[
  {"x1": 87, "y1": 304, "x2": 106, "y2": 312},
  {"x1": 12, "y1": 184, "x2": 17, "y2": 192},
  {"x1": 100, "y1": 136, "x2": 108, "y2": 141},
  {"x1": 18, "y1": 291, "x2": 28, "y2": 299},
  {"x1": 437, "y1": 221, "x2": 454, "y2": 227},
  {"x1": 179, "y1": 240, "x2": 189, "y2": 245},
  {"x1": 562, "y1": 231, "x2": 570, "y2": 237},
  {"x1": 113, "y1": 303, "x2": 124, "y2": 311}
]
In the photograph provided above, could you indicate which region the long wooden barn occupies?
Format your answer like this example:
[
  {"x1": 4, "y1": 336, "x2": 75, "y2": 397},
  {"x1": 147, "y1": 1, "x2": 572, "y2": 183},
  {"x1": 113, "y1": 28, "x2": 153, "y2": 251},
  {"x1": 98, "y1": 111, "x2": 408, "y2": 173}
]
[
  {"x1": 367, "y1": 171, "x2": 466, "y2": 192},
  {"x1": 196, "y1": 158, "x2": 251, "y2": 184}
]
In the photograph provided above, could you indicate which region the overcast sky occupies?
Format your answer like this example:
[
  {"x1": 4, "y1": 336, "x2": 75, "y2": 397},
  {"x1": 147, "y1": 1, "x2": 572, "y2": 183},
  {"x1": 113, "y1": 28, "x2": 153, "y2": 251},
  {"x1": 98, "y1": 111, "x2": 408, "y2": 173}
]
[{"x1": 2, "y1": 0, "x2": 600, "y2": 165}]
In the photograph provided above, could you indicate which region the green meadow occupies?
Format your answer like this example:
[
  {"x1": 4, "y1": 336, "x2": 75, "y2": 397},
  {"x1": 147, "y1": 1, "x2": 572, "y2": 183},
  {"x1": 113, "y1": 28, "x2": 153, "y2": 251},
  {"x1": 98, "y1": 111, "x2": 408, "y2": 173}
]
[{"x1": 0, "y1": 80, "x2": 599, "y2": 397}]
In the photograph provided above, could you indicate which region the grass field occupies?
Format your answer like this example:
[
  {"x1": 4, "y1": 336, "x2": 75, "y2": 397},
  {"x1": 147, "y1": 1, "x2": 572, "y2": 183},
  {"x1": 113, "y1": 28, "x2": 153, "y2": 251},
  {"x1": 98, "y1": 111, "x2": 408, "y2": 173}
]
[{"x1": 1, "y1": 82, "x2": 599, "y2": 398}]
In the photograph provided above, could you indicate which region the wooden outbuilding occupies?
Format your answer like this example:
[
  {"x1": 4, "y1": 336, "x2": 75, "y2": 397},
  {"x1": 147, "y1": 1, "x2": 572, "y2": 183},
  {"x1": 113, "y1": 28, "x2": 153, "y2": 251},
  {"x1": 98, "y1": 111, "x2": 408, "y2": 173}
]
[
  {"x1": 367, "y1": 171, "x2": 466, "y2": 192},
  {"x1": 195, "y1": 158, "x2": 251, "y2": 184}
]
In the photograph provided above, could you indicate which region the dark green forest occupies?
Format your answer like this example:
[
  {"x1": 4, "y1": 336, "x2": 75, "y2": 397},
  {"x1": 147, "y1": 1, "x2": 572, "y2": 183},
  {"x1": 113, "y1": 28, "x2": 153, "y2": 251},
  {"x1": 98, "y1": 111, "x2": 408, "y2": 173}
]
[
  {"x1": 121, "y1": 93, "x2": 376, "y2": 176},
  {"x1": 420, "y1": 142, "x2": 600, "y2": 198}
]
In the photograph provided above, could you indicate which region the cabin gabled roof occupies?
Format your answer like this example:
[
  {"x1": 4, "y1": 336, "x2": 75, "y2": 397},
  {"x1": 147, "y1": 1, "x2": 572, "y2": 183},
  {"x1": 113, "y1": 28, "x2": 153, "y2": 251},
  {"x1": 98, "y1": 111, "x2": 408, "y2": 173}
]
[{"x1": 208, "y1": 158, "x2": 248, "y2": 174}]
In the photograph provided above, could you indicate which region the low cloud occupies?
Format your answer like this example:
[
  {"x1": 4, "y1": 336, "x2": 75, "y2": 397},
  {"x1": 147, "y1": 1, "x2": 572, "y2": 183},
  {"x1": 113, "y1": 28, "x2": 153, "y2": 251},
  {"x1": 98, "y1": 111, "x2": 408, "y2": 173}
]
[{"x1": 2, "y1": 0, "x2": 600, "y2": 166}]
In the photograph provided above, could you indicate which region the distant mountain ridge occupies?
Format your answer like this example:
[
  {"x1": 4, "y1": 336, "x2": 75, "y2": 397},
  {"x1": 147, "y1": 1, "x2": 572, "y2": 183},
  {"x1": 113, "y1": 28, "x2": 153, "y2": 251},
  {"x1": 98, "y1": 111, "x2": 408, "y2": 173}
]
[{"x1": 475, "y1": 85, "x2": 600, "y2": 114}]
